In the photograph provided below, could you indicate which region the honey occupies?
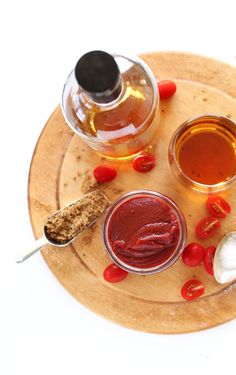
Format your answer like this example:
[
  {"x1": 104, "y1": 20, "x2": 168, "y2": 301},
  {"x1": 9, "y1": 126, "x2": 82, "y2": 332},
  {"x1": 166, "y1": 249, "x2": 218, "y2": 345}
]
[
  {"x1": 169, "y1": 115, "x2": 236, "y2": 192},
  {"x1": 176, "y1": 124, "x2": 236, "y2": 184}
]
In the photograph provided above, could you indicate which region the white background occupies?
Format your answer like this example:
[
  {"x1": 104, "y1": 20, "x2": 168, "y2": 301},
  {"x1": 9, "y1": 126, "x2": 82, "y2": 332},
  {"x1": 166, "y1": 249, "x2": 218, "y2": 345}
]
[{"x1": 1, "y1": 1, "x2": 236, "y2": 374}]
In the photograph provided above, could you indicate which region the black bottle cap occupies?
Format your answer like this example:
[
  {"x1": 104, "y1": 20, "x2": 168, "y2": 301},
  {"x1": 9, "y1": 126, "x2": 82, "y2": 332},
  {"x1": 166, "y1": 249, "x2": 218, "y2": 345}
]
[{"x1": 75, "y1": 51, "x2": 120, "y2": 93}]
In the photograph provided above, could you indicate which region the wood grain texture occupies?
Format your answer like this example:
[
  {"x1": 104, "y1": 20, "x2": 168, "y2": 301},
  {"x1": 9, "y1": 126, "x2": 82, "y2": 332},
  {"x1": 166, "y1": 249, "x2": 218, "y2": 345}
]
[{"x1": 28, "y1": 52, "x2": 236, "y2": 333}]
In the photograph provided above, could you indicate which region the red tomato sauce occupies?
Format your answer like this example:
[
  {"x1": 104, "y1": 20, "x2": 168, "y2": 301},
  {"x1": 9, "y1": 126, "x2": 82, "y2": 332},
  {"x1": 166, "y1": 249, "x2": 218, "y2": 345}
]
[{"x1": 107, "y1": 196, "x2": 180, "y2": 269}]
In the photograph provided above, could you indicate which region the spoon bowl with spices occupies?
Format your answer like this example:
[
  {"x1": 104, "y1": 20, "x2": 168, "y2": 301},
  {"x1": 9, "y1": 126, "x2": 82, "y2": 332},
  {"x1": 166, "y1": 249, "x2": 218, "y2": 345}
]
[{"x1": 16, "y1": 190, "x2": 110, "y2": 263}]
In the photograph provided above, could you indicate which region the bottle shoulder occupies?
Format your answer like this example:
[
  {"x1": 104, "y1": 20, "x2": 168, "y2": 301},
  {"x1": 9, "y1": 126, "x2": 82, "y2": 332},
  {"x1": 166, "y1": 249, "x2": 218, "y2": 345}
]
[
  {"x1": 61, "y1": 55, "x2": 158, "y2": 139},
  {"x1": 75, "y1": 63, "x2": 155, "y2": 113}
]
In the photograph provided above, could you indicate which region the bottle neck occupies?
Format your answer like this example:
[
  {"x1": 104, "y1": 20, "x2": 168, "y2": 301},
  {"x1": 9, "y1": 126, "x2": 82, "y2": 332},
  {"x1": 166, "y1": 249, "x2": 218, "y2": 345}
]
[{"x1": 85, "y1": 75, "x2": 122, "y2": 104}]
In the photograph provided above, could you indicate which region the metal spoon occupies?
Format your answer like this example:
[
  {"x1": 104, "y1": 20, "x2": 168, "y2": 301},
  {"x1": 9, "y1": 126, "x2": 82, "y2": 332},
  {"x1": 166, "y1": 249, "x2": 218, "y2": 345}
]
[
  {"x1": 213, "y1": 231, "x2": 236, "y2": 283},
  {"x1": 16, "y1": 190, "x2": 110, "y2": 263},
  {"x1": 16, "y1": 233, "x2": 66, "y2": 263}
]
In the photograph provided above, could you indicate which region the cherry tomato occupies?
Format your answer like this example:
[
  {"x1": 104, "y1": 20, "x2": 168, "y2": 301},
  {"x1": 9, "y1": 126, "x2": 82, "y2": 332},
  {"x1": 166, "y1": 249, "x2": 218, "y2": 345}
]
[
  {"x1": 181, "y1": 279, "x2": 205, "y2": 301},
  {"x1": 132, "y1": 154, "x2": 156, "y2": 173},
  {"x1": 93, "y1": 164, "x2": 117, "y2": 183},
  {"x1": 203, "y1": 246, "x2": 216, "y2": 276},
  {"x1": 103, "y1": 263, "x2": 128, "y2": 283},
  {"x1": 195, "y1": 217, "x2": 220, "y2": 240},
  {"x1": 158, "y1": 80, "x2": 177, "y2": 100},
  {"x1": 182, "y1": 242, "x2": 205, "y2": 267},
  {"x1": 206, "y1": 195, "x2": 231, "y2": 219}
]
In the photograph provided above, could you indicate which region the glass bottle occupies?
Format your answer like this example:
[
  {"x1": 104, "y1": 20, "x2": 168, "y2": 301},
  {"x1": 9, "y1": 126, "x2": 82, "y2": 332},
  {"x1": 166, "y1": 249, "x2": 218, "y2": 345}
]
[{"x1": 61, "y1": 51, "x2": 159, "y2": 159}]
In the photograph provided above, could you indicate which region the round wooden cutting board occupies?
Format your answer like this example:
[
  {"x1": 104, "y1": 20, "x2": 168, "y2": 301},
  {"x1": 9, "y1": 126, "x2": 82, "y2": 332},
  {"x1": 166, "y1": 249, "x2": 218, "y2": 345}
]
[{"x1": 28, "y1": 52, "x2": 236, "y2": 334}]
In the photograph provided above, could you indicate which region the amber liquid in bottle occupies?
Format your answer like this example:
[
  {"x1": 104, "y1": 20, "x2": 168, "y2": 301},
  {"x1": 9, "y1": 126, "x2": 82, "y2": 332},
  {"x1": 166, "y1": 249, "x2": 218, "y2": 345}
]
[
  {"x1": 64, "y1": 56, "x2": 158, "y2": 158},
  {"x1": 176, "y1": 123, "x2": 236, "y2": 185}
]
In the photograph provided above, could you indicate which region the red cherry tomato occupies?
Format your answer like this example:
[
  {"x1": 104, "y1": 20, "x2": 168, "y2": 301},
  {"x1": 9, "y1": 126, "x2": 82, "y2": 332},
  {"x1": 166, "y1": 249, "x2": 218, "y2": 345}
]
[
  {"x1": 195, "y1": 217, "x2": 220, "y2": 240},
  {"x1": 182, "y1": 242, "x2": 205, "y2": 267},
  {"x1": 158, "y1": 80, "x2": 177, "y2": 100},
  {"x1": 181, "y1": 279, "x2": 205, "y2": 301},
  {"x1": 206, "y1": 195, "x2": 231, "y2": 219},
  {"x1": 203, "y1": 246, "x2": 216, "y2": 276},
  {"x1": 103, "y1": 263, "x2": 128, "y2": 283},
  {"x1": 132, "y1": 154, "x2": 156, "y2": 173},
  {"x1": 93, "y1": 164, "x2": 117, "y2": 183}
]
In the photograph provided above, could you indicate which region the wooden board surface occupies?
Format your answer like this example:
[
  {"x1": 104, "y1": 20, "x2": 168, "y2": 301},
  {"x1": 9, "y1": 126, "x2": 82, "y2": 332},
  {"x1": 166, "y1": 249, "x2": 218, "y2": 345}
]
[{"x1": 28, "y1": 52, "x2": 236, "y2": 333}]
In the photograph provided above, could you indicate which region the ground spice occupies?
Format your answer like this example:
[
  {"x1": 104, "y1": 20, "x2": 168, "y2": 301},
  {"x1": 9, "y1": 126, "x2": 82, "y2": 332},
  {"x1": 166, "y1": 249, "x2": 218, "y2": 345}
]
[
  {"x1": 81, "y1": 172, "x2": 99, "y2": 193},
  {"x1": 45, "y1": 190, "x2": 110, "y2": 244}
]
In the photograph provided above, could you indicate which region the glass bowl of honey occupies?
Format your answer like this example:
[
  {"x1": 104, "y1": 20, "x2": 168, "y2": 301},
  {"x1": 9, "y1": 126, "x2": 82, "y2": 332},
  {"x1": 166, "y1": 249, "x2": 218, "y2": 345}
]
[{"x1": 168, "y1": 115, "x2": 236, "y2": 193}]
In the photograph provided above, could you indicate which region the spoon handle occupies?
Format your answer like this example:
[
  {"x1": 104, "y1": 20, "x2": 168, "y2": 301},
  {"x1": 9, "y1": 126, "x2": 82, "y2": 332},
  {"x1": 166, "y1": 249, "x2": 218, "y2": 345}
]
[{"x1": 16, "y1": 236, "x2": 49, "y2": 263}]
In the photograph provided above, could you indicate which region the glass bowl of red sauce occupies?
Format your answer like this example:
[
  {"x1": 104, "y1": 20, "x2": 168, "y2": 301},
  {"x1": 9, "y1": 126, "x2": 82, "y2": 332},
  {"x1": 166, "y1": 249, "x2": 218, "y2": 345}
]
[{"x1": 102, "y1": 190, "x2": 187, "y2": 274}]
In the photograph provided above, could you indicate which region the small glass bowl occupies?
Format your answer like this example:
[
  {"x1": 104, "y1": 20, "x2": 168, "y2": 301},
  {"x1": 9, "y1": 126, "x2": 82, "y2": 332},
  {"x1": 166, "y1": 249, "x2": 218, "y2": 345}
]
[
  {"x1": 168, "y1": 114, "x2": 236, "y2": 193},
  {"x1": 102, "y1": 190, "x2": 187, "y2": 275}
]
